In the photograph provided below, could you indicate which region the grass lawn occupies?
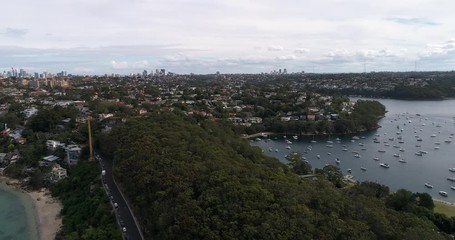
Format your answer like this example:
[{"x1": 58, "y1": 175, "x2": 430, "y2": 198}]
[{"x1": 434, "y1": 202, "x2": 455, "y2": 217}]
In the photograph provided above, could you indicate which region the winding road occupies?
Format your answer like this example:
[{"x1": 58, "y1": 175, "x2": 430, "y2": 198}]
[{"x1": 98, "y1": 153, "x2": 144, "y2": 240}]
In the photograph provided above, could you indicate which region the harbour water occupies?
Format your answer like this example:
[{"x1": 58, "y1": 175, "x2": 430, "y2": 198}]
[
  {"x1": 0, "y1": 182, "x2": 39, "y2": 240},
  {"x1": 251, "y1": 98, "x2": 455, "y2": 202}
]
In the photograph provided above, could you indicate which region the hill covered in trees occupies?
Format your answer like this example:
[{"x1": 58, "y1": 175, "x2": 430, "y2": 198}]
[{"x1": 99, "y1": 112, "x2": 450, "y2": 239}]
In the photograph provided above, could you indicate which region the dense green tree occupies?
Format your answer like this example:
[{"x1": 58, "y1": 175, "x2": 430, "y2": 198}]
[
  {"x1": 51, "y1": 161, "x2": 122, "y2": 240},
  {"x1": 98, "y1": 112, "x2": 447, "y2": 239},
  {"x1": 286, "y1": 152, "x2": 312, "y2": 175}
]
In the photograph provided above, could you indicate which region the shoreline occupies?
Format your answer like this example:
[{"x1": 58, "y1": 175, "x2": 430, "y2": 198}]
[
  {"x1": 0, "y1": 176, "x2": 62, "y2": 240},
  {"x1": 241, "y1": 126, "x2": 381, "y2": 139},
  {"x1": 433, "y1": 198, "x2": 455, "y2": 206}
]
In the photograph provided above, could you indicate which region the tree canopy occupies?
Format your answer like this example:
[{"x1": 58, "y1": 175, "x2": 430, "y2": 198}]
[{"x1": 97, "y1": 112, "x2": 452, "y2": 239}]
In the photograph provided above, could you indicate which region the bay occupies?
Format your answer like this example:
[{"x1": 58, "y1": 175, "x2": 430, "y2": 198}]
[
  {"x1": 0, "y1": 182, "x2": 39, "y2": 240},
  {"x1": 251, "y1": 98, "x2": 455, "y2": 201}
]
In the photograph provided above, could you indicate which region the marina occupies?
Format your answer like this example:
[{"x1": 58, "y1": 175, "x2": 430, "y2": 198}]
[{"x1": 250, "y1": 98, "x2": 455, "y2": 202}]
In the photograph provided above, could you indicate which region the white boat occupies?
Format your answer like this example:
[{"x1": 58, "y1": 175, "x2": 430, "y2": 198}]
[
  {"x1": 439, "y1": 191, "x2": 448, "y2": 197},
  {"x1": 326, "y1": 144, "x2": 333, "y2": 148},
  {"x1": 268, "y1": 148, "x2": 273, "y2": 152},
  {"x1": 360, "y1": 167, "x2": 367, "y2": 171},
  {"x1": 327, "y1": 152, "x2": 331, "y2": 155},
  {"x1": 435, "y1": 142, "x2": 441, "y2": 145},
  {"x1": 378, "y1": 149, "x2": 386, "y2": 153},
  {"x1": 417, "y1": 138, "x2": 423, "y2": 141},
  {"x1": 342, "y1": 148, "x2": 348, "y2": 151},
  {"x1": 393, "y1": 153, "x2": 400, "y2": 158},
  {"x1": 286, "y1": 146, "x2": 291, "y2": 150},
  {"x1": 448, "y1": 177, "x2": 455, "y2": 182},
  {"x1": 419, "y1": 150, "x2": 428, "y2": 154},
  {"x1": 399, "y1": 149, "x2": 405, "y2": 152},
  {"x1": 416, "y1": 144, "x2": 421, "y2": 147},
  {"x1": 275, "y1": 149, "x2": 279, "y2": 152},
  {"x1": 335, "y1": 158, "x2": 340, "y2": 164},
  {"x1": 326, "y1": 140, "x2": 333, "y2": 144},
  {"x1": 399, "y1": 159, "x2": 407, "y2": 163},
  {"x1": 317, "y1": 155, "x2": 321, "y2": 159},
  {"x1": 449, "y1": 168, "x2": 455, "y2": 172},
  {"x1": 434, "y1": 146, "x2": 440, "y2": 150},
  {"x1": 373, "y1": 157, "x2": 380, "y2": 161},
  {"x1": 354, "y1": 154, "x2": 361, "y2": 158},
  {"x1": 352, "y1": 136, "x2": 360, "y2": 140},
  {"x1": 380, "y1": 163, "x2": 390, "y2": 168},
  {"x1": 425, "y1": 183, "x2": 433, "y2": 188},
  {"x1": 335, "y1": 138, "x2": 341, "y2": 141},
  {"x1": 445, "y1": 139, "x2": 452, "y2": 143},
  {"x1": 431, "y1": 134, "x2": 437, "y2": 137},
  {"x1": 451, "y1": 186, "x2": 455, "y2": 190},
  {"x1": 347, "y1": 168, "x2": 352, "y2": 173},
  {"x1": 293, "y1": 135, "x2": 298, "y2": 140},
  {"x1": 415, "y1": 152, "x2": 423, "y2": 156}
]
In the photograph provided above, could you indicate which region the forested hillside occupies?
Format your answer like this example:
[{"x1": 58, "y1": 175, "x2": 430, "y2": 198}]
[{"x1": 99, "y1": 112, "x2": 449, "y2": 239}]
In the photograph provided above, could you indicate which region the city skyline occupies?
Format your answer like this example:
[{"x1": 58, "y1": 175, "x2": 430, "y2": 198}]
[{"x1": 1, "y1": 0, "x2": 455, "y2": 74}]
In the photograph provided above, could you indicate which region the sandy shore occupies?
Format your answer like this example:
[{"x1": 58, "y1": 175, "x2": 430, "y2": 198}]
[
  {"x1": 28, "y1": 189, "x2": 62, "y2": 240},
  {"x1": 433, "y1": 198, "x2": 455, "y2": 205},
  {"x1": 0, "y1": 176, "x2": 62, "y2": 240}
]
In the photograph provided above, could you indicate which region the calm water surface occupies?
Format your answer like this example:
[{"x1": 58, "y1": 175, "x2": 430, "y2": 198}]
[
  {"x1": 0, "y1": 183, "x2": 39, "y2": 240},
  {"x1": 251, "y1": 99, "x2": 455, "y2": 201}
]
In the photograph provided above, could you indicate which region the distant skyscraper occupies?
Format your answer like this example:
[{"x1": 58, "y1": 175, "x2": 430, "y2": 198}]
[
  {"x1": 283, "y1": 68, "x2": 287, "y2": 74},
  {"x1": 160, "y1": 69, "x2": 166, "y2": 76}
]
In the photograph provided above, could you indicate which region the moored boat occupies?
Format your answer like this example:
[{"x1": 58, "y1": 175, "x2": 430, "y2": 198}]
[
  {"x1": 380, "y1": 163, "x2": 390, "y2": 168},
  {"x1": 439, "y1": 191, "x2": 448, "y2": 197}
]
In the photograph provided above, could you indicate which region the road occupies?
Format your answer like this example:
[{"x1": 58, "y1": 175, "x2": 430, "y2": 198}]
[{"x1": 98, "y1": 153, "x2": 144, "y2": 240}]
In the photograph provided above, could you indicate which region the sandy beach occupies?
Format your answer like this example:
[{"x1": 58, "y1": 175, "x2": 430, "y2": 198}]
[
  {"x1": 28, "y1": 189, "x2": 62, "y2": 240},
  {"x1": 0, "y1": 176, "x2": 62, "y2": 240}
]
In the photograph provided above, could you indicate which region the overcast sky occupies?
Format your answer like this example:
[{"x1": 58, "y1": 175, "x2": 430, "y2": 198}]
[{"x1": 1, "y1": 0, "x2": 455, "y2": 74}]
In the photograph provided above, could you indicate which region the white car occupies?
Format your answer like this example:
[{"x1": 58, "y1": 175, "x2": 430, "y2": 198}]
[{"x1": 122, "y1": 227, "x2": 127, "y2": 232}]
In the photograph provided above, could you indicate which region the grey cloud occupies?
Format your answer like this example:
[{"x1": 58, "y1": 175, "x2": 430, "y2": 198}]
[
  {"x1": 419, "y1": 39, "x2": 455, "y2": 60},
  {"x1": 267, "y1": 45, "x2": 284, "y2": 51},
  {"x1": 384, "y1": 17, "x2": 439, "y2": 26},
  {"x1": 1, "y1": 28, "x2": 28, "y2": 38},
  {"x1": 294, "y1": 48, "x2": 310, "y2": 54}
]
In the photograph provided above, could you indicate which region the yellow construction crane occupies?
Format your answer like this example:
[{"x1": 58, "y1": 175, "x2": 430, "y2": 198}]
[{"x1": 87, "y1": 116, "x2": 94, "y2": 161}]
